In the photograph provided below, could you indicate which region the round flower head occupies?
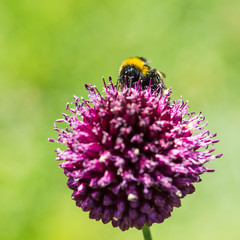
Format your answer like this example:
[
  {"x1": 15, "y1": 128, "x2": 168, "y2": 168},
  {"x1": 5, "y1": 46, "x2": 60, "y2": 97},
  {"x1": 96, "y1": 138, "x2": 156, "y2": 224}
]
[{"x1": 49, "y1": 78, "x2": 222, "y2": 231}]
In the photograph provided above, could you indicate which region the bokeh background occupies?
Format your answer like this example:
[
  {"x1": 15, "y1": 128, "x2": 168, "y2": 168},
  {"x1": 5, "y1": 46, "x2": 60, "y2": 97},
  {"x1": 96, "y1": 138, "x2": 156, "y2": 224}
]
[{"x1": 0, "y1": 0, "x2": 239, "y2": 239}]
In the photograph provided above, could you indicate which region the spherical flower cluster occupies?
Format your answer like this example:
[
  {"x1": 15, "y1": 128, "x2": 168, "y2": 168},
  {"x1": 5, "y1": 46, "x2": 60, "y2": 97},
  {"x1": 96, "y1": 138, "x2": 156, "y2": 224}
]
[{"x1": 49, "y1": 79, "x2": 222, "y2": 231}]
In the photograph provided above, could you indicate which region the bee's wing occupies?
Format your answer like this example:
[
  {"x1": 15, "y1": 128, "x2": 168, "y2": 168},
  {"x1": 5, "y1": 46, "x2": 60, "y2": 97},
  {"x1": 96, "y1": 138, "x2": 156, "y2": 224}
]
[
  {"x1": 159, "y1": 71, "x2": 166, "y2": 78},
  {"x1": 156, "y1": 70, "x2": 166, "y2": 79}
]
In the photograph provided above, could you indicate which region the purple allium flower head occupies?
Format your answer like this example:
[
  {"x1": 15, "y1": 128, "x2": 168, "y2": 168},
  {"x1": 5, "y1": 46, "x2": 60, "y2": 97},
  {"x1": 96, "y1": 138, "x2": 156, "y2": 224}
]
[{"x1": 49, "y1": 78, "x2": 222, "y2": 231}]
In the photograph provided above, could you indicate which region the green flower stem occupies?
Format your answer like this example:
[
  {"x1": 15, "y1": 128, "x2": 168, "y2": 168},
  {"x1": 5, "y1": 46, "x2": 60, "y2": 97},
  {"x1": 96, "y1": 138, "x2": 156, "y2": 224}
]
[{"x1": 142, "y1": 225, "x2": 152, "y2": 240}]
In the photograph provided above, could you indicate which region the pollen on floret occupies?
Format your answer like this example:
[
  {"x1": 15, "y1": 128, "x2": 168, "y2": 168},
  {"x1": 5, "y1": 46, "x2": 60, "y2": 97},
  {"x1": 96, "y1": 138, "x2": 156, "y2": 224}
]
[
  {"x1": 134, "y1": 148, "x2": 140, "y2": 155},
  {"x1": 187, "y1": 122, "x2": 195, "y2": 134},
  {"x1": 128, "y1": 193, "x2": 137, "y2": 201}
]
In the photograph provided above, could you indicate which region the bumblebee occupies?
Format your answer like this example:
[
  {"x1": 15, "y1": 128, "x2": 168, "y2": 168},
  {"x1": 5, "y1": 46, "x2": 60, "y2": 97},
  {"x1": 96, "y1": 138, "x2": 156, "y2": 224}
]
[{"x1": 118, "y1": 57, "x2": 166, "y2": 93}]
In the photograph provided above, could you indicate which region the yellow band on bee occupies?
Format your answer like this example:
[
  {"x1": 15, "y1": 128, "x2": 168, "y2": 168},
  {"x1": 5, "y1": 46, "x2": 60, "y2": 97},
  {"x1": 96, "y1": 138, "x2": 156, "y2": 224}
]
[{"x1": 119, "y1": 58, "x2": 149, "y2": 75}]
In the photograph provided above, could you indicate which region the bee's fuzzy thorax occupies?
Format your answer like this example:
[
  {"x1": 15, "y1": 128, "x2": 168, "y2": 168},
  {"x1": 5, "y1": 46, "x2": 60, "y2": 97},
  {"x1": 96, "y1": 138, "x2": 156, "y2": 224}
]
[{"x1": 119, "y1": 57, "x2": 149, "y2": 75}]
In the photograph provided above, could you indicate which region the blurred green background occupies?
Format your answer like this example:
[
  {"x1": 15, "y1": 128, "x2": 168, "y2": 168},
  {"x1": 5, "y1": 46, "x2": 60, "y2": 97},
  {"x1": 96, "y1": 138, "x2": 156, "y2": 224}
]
[{"x1": 0, "y1": 0, "x2": 239, "y2": 239}]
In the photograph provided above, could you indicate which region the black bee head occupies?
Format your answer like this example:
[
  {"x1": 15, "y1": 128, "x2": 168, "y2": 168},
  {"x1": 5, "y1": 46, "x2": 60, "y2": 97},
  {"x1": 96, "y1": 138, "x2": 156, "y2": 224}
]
[{"x1": 118, "y1": 65, "x2": 141, "y2": 88}]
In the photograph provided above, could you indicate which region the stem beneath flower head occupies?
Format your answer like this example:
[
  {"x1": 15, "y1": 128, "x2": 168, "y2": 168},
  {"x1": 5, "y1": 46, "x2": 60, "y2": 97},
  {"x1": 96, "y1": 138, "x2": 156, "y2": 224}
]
[{"x1": 142, "y1": 225, "x2": 152, "y2": 240}]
